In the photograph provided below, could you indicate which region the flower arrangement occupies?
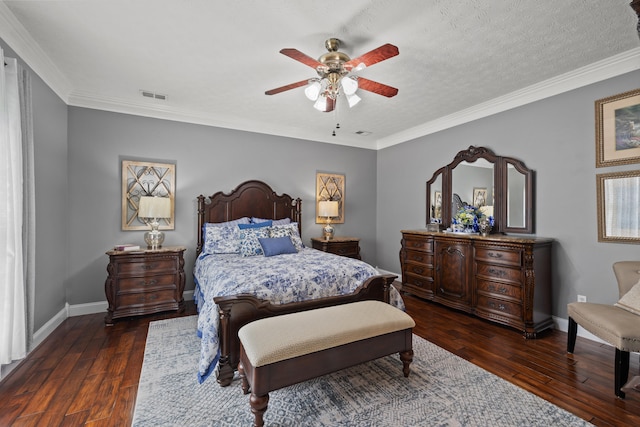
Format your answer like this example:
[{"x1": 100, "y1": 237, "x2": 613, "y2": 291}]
[{"x1": 453, "y1": 205, "x2": 494, "y2": 233}]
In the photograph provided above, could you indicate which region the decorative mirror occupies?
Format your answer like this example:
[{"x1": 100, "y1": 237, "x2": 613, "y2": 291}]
[{"x1": 426, "y1": 146, "x2": 534, "y2": 234}]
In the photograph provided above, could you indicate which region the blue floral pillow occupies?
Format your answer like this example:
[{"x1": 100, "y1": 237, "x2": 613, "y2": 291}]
[
  {"x1": 203, "y1": 224, "x2": 243, "y2": 254},
  {"x1": 239, "y1": 227, "x2": 270, "y2": 256},
  {"x1": 269, "y1": 223, "x2": 303, "y2": 251}
]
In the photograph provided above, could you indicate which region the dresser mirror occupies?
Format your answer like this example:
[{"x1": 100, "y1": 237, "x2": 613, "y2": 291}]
[{"x1": 426, "y1": 146, "x2": 534, "y2": 234}]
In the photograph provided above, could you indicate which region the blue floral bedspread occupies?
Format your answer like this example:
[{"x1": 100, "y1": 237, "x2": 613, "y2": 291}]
[{"x1": 193, "y1": 248, "x2": 405, "y2": 383}]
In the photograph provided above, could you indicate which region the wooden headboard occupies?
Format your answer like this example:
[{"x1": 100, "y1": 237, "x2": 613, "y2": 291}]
[{"x1": 196, "y1": 180, "x2": 302, "y2": 255}]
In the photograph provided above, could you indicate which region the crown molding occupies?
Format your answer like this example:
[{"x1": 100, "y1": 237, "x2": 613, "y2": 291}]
[
  {"x1": 0, "y1": 2, "x2": 73, "y2": 101},
  {"x1": 375, "y1": 47, "x2": 640, "y2": 150}
]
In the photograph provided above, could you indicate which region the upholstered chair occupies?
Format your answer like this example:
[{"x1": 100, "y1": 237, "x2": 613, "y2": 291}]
[{"x1": 567, "y1": 261, "x2": 640, "y2": 398}]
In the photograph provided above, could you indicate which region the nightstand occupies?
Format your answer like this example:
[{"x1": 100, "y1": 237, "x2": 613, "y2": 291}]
[
  {"x1": 310, "y1": 237, "x2": 361, "y2": 260},
  {"x1": 104, "y1": 245, "x2": 186, "y2": 325}
]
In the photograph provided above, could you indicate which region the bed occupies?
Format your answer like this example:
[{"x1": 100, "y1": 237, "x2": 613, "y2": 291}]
[{"x1": 194, "y1": 180, "x2": 403, "y2": 386}]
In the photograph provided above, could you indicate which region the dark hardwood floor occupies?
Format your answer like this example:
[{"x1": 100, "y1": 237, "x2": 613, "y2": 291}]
[{"x1": 1, "y1": 293, "x2": 639, "y2": 426}]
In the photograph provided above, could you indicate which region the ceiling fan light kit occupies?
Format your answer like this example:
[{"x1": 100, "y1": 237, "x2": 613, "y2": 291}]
[{"x1": 265, "y1": 38, "x2": 399, "y2": 113}]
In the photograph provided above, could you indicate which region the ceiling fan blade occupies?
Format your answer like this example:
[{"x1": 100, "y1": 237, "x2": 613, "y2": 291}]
[
  {"x1": 345, "y1": 43, "x2": 399, "y2": 69},
  {"x1": 280, "y1": 48, "x2": 323, "y2": 69},
  {"x1": 265, "y1": 79, "x2": 310, "y2": 95},
  {"x1": 357, "y1": 77, "x2": 398, "y2": 98}
]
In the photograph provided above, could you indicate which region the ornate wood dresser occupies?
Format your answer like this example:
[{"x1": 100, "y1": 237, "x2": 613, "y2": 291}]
[{"x1": 400, "y1": 231, "x2": 553, "y2": 338}]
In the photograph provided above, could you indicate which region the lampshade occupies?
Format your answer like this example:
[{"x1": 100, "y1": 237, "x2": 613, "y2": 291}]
[
  {"x1": 341, "y1": 76, "x2": 358, "y2": 95},
  {"x1": 138, "y1": 196, "x2": 171, "y2": 219},
  {"x1": 346, "y1": 93, "x2": 361, "y2": 108},
  {"x1": 304, "y1": 80, "x2": 321, "y2": 101},
  {"x1": 318, "y1": 200, "x2": 339, "y2": 218}
]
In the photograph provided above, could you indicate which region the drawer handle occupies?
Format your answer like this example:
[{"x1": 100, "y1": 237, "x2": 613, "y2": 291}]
[
  {"x1": 141, "y1": 264, "x2": 156, "y2": 270},
  {"x1": 143, "y1": 279, "x2": 158, "y2": 286},
  {"x1": 488, "y1": 252, "x2": 503, "y2": 259},
  {"x1": 488, "y1": 301, "x2": 506, "y2": 311},
  {"x1": 411, "y1": 267, "x2": 424, "y2": 274},
  {"x1": 412, "y1": 255, "x2": 424, "y2": 262},
  {"x1": 487, "y1": 268, "x2": 506, "y2": 277},
  {"x1": 487, "y1": 284, "x2": 508, "y2": 294}
]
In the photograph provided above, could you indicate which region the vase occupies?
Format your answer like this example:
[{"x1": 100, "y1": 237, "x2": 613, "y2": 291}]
[{"x1": 478, "y1": 219, "x2": 492, "y2": 237}]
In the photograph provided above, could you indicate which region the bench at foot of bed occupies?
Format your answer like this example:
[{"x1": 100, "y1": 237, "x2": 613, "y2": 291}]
[
  {"x1": 237, "y1": 300, "x2": 415, "y2": 427},
  {"x1": 214, "y1": 273, "x2": 397, "y2": 387}
]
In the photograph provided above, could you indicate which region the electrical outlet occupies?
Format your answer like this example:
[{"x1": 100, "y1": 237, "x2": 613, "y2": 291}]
[{"x1": 577, "y1": 295, "x2": 587, "y2": 303}]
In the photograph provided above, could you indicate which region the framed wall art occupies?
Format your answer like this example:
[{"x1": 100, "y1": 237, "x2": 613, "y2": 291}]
[
  {"x1": 122, "y1": 160, "x2": 175, "y2": 231},
  {"x1": 316, "y1": 172, "x2": 345, "y2": 224},
  {"x1": 473, "y1": 187, "x2": 487, "y2": 207},
  {"x1": 595, "y1": 88, "x2": 640, "y2": 167},
  {"x1": 596, "y1": 170, "x2": 640, "y2": 244}
]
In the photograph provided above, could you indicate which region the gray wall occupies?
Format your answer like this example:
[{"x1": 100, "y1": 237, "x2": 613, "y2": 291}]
[
  {"x1": 1, "y1": 39, "x2": 69, "y2": 331},
  {"x1": 66, "y1": 108, "x2": 378, "y2": 304},
  {"x1": 376, "y1": 70, "x2": 640, "y2": 318}
]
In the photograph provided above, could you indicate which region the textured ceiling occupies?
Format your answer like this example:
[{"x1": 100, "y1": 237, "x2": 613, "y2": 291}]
[{"x1": 0, "y1": 0, "x2": 639, "y2": 149}]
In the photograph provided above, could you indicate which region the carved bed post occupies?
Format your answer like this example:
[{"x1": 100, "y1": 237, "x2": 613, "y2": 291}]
[{"x1": 216, "y1": 303, "x2": 235, "y2": 386}]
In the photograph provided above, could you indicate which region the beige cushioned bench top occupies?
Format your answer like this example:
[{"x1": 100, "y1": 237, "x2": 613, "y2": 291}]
[{"x1": 238, "y1": 300, "x2": 415, "y2": 367}]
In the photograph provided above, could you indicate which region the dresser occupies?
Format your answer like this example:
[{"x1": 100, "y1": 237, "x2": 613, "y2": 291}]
[
  {"x1": 311, "y1": 237, "x2": 361, "y2": 259},
  {"x1": 400, "y1": 231, "x2": 553, "y2": 338},
  {"x1": 104, "y1": 246, "x2": 186, "y2": 325}
]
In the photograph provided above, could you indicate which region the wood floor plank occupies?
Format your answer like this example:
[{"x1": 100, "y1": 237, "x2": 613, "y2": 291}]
[{"x1": 2, "y1": 294, "x2": 640, "y2": 425}]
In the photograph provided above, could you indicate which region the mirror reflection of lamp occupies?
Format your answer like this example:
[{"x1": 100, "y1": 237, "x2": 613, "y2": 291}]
[
  {"x1": 138, "y1": 196, "x2": 171, "y2": 249},
  {"x1": 318, "y1": 200, "x2": 339, "y2": 240}
]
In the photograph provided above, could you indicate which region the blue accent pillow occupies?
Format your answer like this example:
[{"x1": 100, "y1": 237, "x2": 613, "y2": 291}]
[
  {"x1": 258, "y1": 236, "x2": 297, "y2": 257},
  {"x1": 252, "y1": 217, "x2": 291, "y2": 225},
  {"x1": 238, "y1": 220, "x2": 272, "y2": 229}
]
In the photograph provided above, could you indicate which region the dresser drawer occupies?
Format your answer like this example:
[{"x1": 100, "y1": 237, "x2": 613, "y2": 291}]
[
  {"x1": 403, "y1": 250, "x2": 432, "y2": 265},
  {"x1": 476, "y1": 295, "x2": 522, "y2": 319},
  {"x1": 404, "y1": 273, "x2": 434, "y2": 290},
  {"x1": 116, "y1": 288, "x2": 178, "y2": 309},
  {"x1": 475, "y1": 247, "x2": 521, "y2": 267},
  {"x1": 117, "y1": 274, "x2": 178, "y2": 292},
  {"x1": 404, "y1": 262, "x2": 433, "y2": 278},
  {"x1": 476, "y1": 279, "x2": 521, "y2": 300},
  {"x1": 402, "y1": 235, "x2": 433, "y2": 252},
  {"x1": 116, "y1": 258, "x2": 177, "y2": 276},
  {"x1": 476, "y1": 263, "x2": 522, "y2": 284}
]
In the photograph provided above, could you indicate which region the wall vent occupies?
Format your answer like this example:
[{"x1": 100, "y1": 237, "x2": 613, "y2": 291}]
[{"x1": 140, "y1": 90, "x2": 167, "y2": 100}]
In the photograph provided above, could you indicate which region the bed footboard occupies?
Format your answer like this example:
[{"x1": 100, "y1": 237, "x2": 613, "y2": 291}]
[{"x1": 213, "y1": 273, "x2": 397, "y2": 387}]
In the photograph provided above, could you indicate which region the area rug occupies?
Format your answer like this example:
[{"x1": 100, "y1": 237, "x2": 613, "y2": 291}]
[{"x1": 132, "y1": 316, "x2": 591, "y2": 427}]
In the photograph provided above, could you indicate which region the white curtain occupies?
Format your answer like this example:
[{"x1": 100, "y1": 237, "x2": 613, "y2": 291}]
[{"x1": 0, "y1": 48, "x2": 33, "y2": 366}]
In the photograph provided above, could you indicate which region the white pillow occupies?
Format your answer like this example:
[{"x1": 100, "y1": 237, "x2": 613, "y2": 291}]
[{"x1": 614, "y1": 278, "x2": 640, "y2": 316}]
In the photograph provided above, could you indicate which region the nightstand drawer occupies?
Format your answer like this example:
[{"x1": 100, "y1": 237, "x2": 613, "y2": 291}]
[
  {"x1": 310, "y1": 237, "x2": 361, "y2": 259},
  {"x1": 117, "y1": 274, "x2": 178, "y2": 292},
  {"x1": 117, "y1": 258, "x2": 177, "y2": 276},
  {"x1": 116, "y1": 288, "x2": 178, "y2": 309}
]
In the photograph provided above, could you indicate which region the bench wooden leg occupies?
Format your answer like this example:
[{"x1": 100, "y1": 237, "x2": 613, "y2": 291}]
[
  {"x1": 400, "y1": 349, "x2": 413, "y2": 377},
  {"x1": 238, "y1": 360, "x2": 250, "y2": 395},
  {"x1": 250, "y1": 393, "x2": 269, "y2": 427}
]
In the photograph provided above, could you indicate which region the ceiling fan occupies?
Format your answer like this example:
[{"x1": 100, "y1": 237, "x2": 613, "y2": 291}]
[{"x1": 265, "y1": 38, "x2": 399, "y2": 112}]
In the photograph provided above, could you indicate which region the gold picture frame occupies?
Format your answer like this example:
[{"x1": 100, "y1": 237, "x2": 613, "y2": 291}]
[
  {"x1": 316, "y1": 172, "x2": 345, "y2": 224},
  {"x1": 122, "y1": 160, "x2": 175, "y2": 231},
  {"x1": 596, "y1": 170, "x2": 640, "y2": 244},
  {"x1": 595, "y1": 88, "x2": 640, "y2": 167}
]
